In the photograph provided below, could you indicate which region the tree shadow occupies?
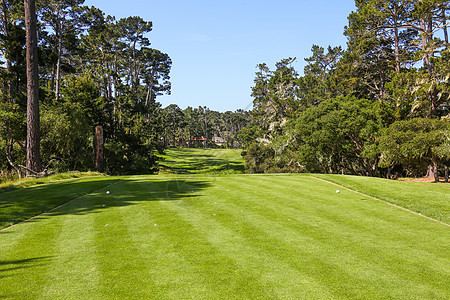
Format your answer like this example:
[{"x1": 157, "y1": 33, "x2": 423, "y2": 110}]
[
  {"x1": 160, "y1": 154, "x2": 244, "y2": 174},
  {"x1": 46, "y1": 178, "x2": 211, "y2": 216},
  {"x1": 1, "y1": 177, "x2": 212, "y2": 229},
  {"x1": 0, "y1": 178, "x2": 121, "y2": 228},
  {"x1": 0, "y1": 256, "x2": 54, "y2": 279}
]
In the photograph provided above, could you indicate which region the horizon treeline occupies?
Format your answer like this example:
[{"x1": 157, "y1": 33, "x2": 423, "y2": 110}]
[{"x1": 240, "y1": 0, "x2": 449, "y2": 181}]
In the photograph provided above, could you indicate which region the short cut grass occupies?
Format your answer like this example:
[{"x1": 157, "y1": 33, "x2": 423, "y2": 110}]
[{"x1": 1, "y1": 173, "x2": 448, "y2": 299}]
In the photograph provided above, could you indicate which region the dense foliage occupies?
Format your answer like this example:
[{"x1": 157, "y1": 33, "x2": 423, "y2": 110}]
[
  {"x1": 0, "y1": 0, "x2": 249, "y2": 178},
  {"x1": 241, "y1": 0, "x2": 449, "y2": 181},
  {"x1": 0, "y1": 0, "x2": 171, "y2": 176},
  {"x1": 161, "y1": 105, "x2": 250, "y2": 149},
  {"x1": 1, "y1": 0, "x2": 449, "y2": 181}
]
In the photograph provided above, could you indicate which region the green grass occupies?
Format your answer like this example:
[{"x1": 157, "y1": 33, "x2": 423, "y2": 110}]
[
  {"x1": 0, "y1": 173, "x2": 448, "y2": 299},
  {"x1": 158, "y1": 148, "x2": 245, "y2": 174},
  {"x1": 0, "y1": 173, "x2": 118, "y2": 228},
  {"x1": 313, "y1": 174, "x2": 450, "y2": 224},
  {"x1": 0, "y1": 171, "x2": 105, "y2": 193}
]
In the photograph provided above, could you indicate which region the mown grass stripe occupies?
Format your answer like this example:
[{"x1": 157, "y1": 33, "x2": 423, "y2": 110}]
[
  {"x1": 0, "y1": 213, "x2": 63, "y2": 298},
  {"x1": 152, "y1": 177, "x2": 338, "y2": 299},
  {"x1": 110, "y1": 178, "x2": 201, "y2": 299},
  {"x1": 311, "y1": 176, "x2": 450, "y2": 227},
  {"x1": 39, "y1": 197, "x2": 101, "y2": 298},
  {"x1": 201, "y1": 176, "x2": 449, "y2": 298},
  {"x1": 88, "y1": 183, "x2": 160, "y2": 299},
  {"x1": 126, "y1": 177, "x2": 276, "y2": 299}
]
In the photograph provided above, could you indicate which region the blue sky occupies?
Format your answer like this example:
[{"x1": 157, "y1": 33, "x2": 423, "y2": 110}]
[{"x1": 84, "y1": 0, "x2": 356, "y2": 112}]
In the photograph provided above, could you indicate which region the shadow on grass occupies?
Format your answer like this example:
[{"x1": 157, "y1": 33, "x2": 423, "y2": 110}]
[
  {"x1": 158, "y1": 148, "x2": 245, "y2": 174},
  {"x1": 1, "y1": 177, "x2": 211, "y2": 230},
  {"x1": 0, "y1": 178, "x2": 119, "y2": 228},
  {"x1": 0, "y1": 256, "x2": 53, "y2": 279},
  {"x1": 160, "y1": 156, "x2": 244, "y2": 174},
  {"x1": 163, "y1": 161, "x2": 244, "y2": 174},
  {"x1": 47, "y1": 178, "x2": 211, "y2": 216}
]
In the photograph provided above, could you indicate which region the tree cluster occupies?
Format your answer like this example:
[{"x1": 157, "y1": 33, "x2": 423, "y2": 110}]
[
  {"x1": 161, "y1": 104, "x2": 250, "y2": 149},
  {"x1": 241, "y1": 0, "x2": 449, "y2": 181},
  {"x1": 0, "y1": 0, "x2": 172, "y2": 176}
]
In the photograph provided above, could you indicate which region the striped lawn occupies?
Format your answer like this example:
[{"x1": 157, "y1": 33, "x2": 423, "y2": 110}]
[
  {"x1": 0, "y1": 174, "x2": 449, "y2": 299},
  {"x1": 158, "y1": 148, "x2": 245, "y2": 174}
]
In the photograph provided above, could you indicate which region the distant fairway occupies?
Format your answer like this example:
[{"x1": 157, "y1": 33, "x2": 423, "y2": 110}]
[
  {"x1": 158, "y1": 148, "x2": 245, "y2": 174},
  {"x1": 0, "y1": 152, "x2": 449, "y2": 299}
]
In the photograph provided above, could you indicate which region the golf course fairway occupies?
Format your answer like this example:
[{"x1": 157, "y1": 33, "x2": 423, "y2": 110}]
[{"x1": 0, "y1": 170, "x2": 448, "y2": 299}]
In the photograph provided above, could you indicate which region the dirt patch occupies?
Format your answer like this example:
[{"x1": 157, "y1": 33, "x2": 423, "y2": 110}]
[{"x1": 397, "y1": 177, "x2": 450, "y2": 184}]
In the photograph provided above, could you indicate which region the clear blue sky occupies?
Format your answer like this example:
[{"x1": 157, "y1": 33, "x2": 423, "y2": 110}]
[{"x1": 84, "y1": 0, "x2": 356, "y2": 112}]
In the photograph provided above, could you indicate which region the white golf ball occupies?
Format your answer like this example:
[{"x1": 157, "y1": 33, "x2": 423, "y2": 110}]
[
  {"x1": 106, "y1": 191, "x2": 110, "y2": 195},
  {"x1": 336, "y1": 190, "x2": 340, "y2": 193}
]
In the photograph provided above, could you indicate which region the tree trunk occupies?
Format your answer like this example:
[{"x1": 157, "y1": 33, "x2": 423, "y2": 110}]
[
  {"x1": 145, "y1": 67, "x2": 156, "y2": 106},
  {"x1": 55, "y1": 27, "x2": 63, "y2": 102},
  {"x1": 24, "y1": 0, "x2": 41, "y2": 175},
  {"x1": 94, "y1": 125, "x2": 104, "y2": 173},
  {"x1": 50, "y1": 64, "x2": 56, "y2": 92},
  {"x1": 132, "y1": 39, "x2": 138, "y2": 88},
  {"x1": 393, "y1": 3, "x2": 401, "y2": 74},
  {"x1": 108, "y1": 72, "x2": 112, "y2": 99},
  {"x1": 432, "y1": 158, "x2": 439, "y2": 183},
  {"x1": 445, "y1": 165, "x2": 449, "y2": 183},
  {"x1": 113, "y1": 55, "x2": 118, "y2": 100},
  {"x1": 426, "y1": 165, "x2": 435, "y2": 179},
  {"x1": 419, "y1": 19, "x2": 430, "y2": 69},
  {"x1": 418, "y1": 15, "x2": 439, "y2": 117},
  {"x1": 442, "y1": 6, "x2": 448, "y2": 44},
  {"x1": 1, "y1": 0, "x2": 14, "y2": 100},
  {"x1": 103, "y1": 76, "x2": 108, "y2": 98}
]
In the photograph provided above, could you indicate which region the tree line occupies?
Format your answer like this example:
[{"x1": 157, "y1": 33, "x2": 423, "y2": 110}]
[
  {"x1": 161, "y1": 104, "x2": 249, "y2": 149},
  {"x1": 1, "y1": 0, "x2": 449, "y2": 181},
  {"x1": 0, "y1": 0, "x2": 169, "y2": 176},
  {"x1": 240, "y1": 0, "x2": 449, "y2": 182},
  {"x1": 0, "y1": 0, "x2": 251, "y2": 178}
]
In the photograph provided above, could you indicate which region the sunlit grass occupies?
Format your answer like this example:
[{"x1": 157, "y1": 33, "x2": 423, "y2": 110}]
[
  {"x1": 314, "y1": 174, "x2": 450, "y2": 224},
  {"x1": 158, "y1": 148, "x2": 244, "y2": 174},
  {"x1": 0, "y1": 173, "x2": 117, "y2": 228},
  {"x1": 0, "y1": 174, "x2": 448, "y2": 299}
]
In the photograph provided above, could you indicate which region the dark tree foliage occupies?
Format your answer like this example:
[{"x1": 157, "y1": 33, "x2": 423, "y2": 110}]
[
  {"x1": 240, "y1": 0, "x2": 449, "y2": 178},
  {"x1": 0, "y1": 1, "x2": 172, "y2": 177},
  {"x1": 1, "y1": 0, "x2": 449, "y2": 180},
  {"x1": 158, "y1": 105, "x2": 250, "y2": 150}
]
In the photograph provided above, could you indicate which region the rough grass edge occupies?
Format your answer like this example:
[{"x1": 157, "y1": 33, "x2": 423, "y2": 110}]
[
  {"x1": 310, "y1": 175, "x2": 450, "y2": 227},
  {"x1": 0, "y1": 171, "x2": 106, "y2": 194}
]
